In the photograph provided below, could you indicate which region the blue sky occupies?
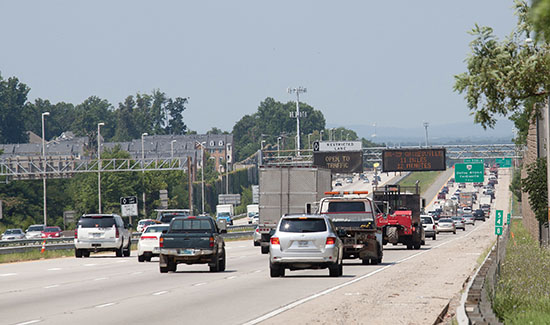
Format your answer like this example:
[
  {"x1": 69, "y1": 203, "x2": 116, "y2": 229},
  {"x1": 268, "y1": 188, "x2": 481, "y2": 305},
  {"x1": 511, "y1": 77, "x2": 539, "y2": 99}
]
[{"x1": 0, "y1": 1, "x2": 517, "y2": 136}]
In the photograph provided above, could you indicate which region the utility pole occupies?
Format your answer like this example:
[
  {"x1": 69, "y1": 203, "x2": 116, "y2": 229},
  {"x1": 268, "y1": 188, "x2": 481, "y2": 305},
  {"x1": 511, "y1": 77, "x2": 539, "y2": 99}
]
[
  {"x1": 97, "y1": 122, "x2": 105, "y2": 213},
  {"x1": 141, "y1": 132, "x2": 148, "y2": 217},
  {"x1": 41, "y1": 112, "x2": 50, "y2": 226},
  {"x1": 423, "y1": 122, "x2": 430, "y2": 147},
  {"x1": 188, "y1": 157, "x2": 193, "y2": 214},
  {"x1": 287, "y1": 86, "x2": 307, "y2": 156}
]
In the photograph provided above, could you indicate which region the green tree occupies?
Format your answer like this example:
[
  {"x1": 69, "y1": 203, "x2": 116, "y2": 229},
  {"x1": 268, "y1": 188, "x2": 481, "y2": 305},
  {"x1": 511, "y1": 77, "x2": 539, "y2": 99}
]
[
  {"x1": 531, "y1": 0, "x2": 550, "y2": 43},
  {"x1": 521, "y1": 158, "x2": 547, "y2": 223},
  {"x1": 0, "y1": 74, "x2": 30, "y2": 144},
  {"x1": 454, "y1": 1, "x2": 550, "y2": 144}
]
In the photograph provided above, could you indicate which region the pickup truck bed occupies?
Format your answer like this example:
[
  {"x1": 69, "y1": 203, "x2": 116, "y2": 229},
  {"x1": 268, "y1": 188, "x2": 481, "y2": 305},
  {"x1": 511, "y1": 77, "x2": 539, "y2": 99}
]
[{"x1": 159, "y1": 216, "x2": 226, "y2": 273}]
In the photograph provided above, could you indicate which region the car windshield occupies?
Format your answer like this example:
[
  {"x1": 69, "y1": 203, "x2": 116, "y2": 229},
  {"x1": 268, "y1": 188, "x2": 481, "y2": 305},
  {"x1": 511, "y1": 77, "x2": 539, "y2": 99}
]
[
  {"x1": 5, "y1": 229, "x2": 22, "y2": 234},
  {"x1": 44, "y1": 227, "x2": 60, "y2": 232},
  {"x1": 170, "y1": 219, "x2": 213, "y2": 232},
  {"x1": 28, "y1": 226, "x2": 44, "y2": 232},
  {"x1": 159, "y1": 213, "x2": 188, "y2": 224},
  {"x1": 139, "y1": 220, "x2": 156, "y2": 226},
  {"x1": 144, "y1": 225, "x2": 169, "y2": 233},
  {"x1": 78, "y1": 217, "x2": 115, "y2": 228},
  {"x1": 217, "y1": 212, "x2": 231, "y2": 217},
  {"x1": 452, "y1": 218, "x2": 462, "y2": 221},
  {"x1": 439, "y1": 219, "x2": 452, "y2": 223},
  {"x1": 421, "y1": 217, "x2": 433, "y2": 224},
  {"x1": 326, "y1": 201, "x2": 366, "y2": 212},
  {"x1": 279, "y1": 218, "x2": 327, "y2": 233}
]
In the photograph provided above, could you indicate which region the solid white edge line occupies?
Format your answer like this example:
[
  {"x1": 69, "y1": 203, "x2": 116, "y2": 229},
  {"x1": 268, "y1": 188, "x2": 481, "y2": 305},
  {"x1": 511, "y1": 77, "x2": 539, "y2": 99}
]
[
  {"x1": 96, "y1": 303, "x2": 115, "y2": 308},
  {"x1": 44, "y1": 285, "x2": 59, "y2": 289},
  {"x1": 15, "y1": 320, "x2": 41, "y2": 325},
  {"x1": 0, "y1": 273, "x2": 17, "y2": 277},
  {"x1": 153, "y1": 291, "x2": 168, "y2": 296},
  {"x1": 243, "y1": 224, "x2": 485, "y2": 325}
]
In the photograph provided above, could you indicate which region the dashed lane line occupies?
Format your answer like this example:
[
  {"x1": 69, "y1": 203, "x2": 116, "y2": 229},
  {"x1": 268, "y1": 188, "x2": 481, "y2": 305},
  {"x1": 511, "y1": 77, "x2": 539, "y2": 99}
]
[{"x1": 95, "y1": 303, "x2": 116, "y2": 308}]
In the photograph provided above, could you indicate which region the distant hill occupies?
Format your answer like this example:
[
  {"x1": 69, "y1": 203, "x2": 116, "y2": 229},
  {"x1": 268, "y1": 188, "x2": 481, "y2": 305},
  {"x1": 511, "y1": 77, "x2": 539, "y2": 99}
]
[{"x1": 330, "y1": 119, "x2": 514, "y2": 146}]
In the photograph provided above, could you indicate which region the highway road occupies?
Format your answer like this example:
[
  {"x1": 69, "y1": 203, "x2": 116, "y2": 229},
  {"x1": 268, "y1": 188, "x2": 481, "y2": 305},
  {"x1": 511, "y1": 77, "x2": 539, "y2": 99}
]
[{"x1": 0, "y1": 168, "x2": 509, "y2": 325}]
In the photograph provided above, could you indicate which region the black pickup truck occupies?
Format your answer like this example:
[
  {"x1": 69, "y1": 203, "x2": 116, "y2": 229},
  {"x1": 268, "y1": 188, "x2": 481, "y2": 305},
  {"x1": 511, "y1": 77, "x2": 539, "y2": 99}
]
[{"x1": 159, "y1": 216, "x2": 226, "y2": 273}]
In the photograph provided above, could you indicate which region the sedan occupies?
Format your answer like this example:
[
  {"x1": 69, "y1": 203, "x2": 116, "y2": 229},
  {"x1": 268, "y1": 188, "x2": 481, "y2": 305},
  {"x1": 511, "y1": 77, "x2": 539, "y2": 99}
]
[
  {"x1": 2, "y1": 228, "x2": 26, "y2": 240},
  {"x1": 269, "y1": 214, "x2": 343, "y2": 277},
  {"x1": 451, "y1": 217, "x2": 466, "y2": 231},
  {"x1": 436, "y1": 218, "x2": 456, "y2": 234},
  {"x1": 41, "y1": 226, "x2": 62, "y2": 238},
  {"x1": 463, "y1": 214, "x2": 476, "y2": 225},
  {"x1": 25, "y1": 224, "x2": 45, "y2": 239},
  {"x1": 137, "y1": 224, "x2": 170, "y2": 262}
]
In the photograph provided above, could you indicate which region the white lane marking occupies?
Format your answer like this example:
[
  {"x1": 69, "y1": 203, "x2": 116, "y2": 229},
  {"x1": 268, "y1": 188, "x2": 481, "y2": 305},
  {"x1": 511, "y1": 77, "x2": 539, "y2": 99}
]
[
  {"x1": 238, "y1": 246, "x2": 246, "y2": 248},
  {"x1": 96, "y1": 303, "x2": 115, "y2": 308},
  {"x1": 244, "y1": 225, "x2": 483, "y2": 325},
  {"x1": 47, "y1": 268, "x2": 62, "y2": 271},
  {"x1": 15, "y1": 320, "x2": 41, "y2": 325},
  {"x1": 193, "y1": 282, "x2": 207, "y2": 287},
  {"x1": 131, "y1": 271, "x2": 143, "y2": 275},
  {"x1": 153, "y1": 291, "x2": 168, "y2": 296},
  {"x1": 0, "y1": 273, "x2": 17, "y2": 277},
  {"x1": 115, "y1": 260, "x2": 128, "y2": 263},
  {"x1": 253, "y1": 270, "x2": 262, "y2": 273},
  {"x1": 94, "y1": 277, "x2": 108, "y2": 281},
  {"x1": 226, "y1": 276, "x2": 237, "y2": 280},
  {"x1": 44, "y1": 285, "x2": 59, "y2": 289},
  {"x1": 83, "y1": 264, "x2": 96, "y2": 267}
]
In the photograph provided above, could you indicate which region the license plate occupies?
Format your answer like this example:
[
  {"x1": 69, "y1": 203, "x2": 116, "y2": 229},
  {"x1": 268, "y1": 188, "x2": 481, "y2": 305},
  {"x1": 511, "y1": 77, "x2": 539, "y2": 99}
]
[
  {"x1": 92, "y1": 233, "x2": 101, "y2": 238},
  {"x1": 298, "y1": 241, "x2": 309, "y2": 247},
  {"x1": 179, "y1": 249, "x2": 194, "y2": 255}
]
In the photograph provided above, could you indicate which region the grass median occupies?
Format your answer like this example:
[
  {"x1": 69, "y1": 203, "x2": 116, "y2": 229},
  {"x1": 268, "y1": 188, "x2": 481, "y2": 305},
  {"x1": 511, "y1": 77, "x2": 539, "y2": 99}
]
[
  {"x1": 397, "y1": 171, "x2": 443, "y2": 195},
  {"x1": 0, "y1": 249, "x2": 74, "y2": 264},
  {"x1": 492, "y1": 219, "x2": 550, "y2": 324}
]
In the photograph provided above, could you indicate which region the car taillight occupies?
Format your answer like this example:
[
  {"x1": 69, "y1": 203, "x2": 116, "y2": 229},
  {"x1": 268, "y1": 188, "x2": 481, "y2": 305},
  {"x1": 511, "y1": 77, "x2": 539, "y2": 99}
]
[
  {"x1": 433, "y1": 225, "x2": 436, "y2": 230},
  {"x1": 115, "y1": 227, "x2": 119, "y2": 238},
  {"x1": 74, "y1": 229, "x2": 78, "y2": 239},
  {"x1": 209, "y1": 237, "x2": 215, "y2": 247},
  {"x1": 270, "y1": 237, "x2": 280, "y2": 245},
  {"x1": 326, "y1": 237, "x2": 336, "y2": 245},
  {"x1": 41, "y1": 233, "x2": 46, "y2": 238},
  {"x1": 159, "y1": 237, "x2": 164, "y2": 248},
  {"x1": 140, "y1": 236, "x2": 157, "y2": 240}
]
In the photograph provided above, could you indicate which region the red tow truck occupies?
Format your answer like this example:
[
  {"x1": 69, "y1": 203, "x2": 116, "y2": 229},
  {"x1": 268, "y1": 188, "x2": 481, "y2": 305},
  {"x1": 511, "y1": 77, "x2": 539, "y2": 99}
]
[{"x1": 373, "y1": 184, "x2": 425, "y2": 250}]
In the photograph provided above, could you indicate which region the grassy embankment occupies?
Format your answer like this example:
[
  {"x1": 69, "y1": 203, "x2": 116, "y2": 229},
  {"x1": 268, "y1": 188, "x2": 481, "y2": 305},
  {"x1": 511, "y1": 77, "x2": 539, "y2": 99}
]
[
  {"x1": 397, "y1": 171, "x2": 443, "y2": 196},
  {"x1": 492, "y1": 219, "x2": 550, "y2": 324}
]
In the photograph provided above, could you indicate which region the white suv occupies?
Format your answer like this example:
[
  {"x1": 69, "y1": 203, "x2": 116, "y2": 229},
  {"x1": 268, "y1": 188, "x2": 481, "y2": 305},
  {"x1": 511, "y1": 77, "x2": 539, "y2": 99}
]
[{"x1": 74, "y1": 214, "x2": 131, "y2": 258}]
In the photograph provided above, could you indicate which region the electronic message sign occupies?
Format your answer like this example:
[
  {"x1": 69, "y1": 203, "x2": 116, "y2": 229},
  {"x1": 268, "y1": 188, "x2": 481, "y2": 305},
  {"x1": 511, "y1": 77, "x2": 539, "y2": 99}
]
[
  {"x1": 382, "y1": 148, "x2": 446, "y2": 172},
  {"x1": 313, "y1": 151, "x2": 363, "y2": 173}
]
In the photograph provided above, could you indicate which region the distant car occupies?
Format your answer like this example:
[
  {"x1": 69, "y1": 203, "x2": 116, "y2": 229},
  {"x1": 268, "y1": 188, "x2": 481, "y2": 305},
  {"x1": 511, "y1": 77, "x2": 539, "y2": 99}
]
[
  {"x1": 421, "y1": 215, "x2": 437, "y2": 240},
  {"x1": 441, "y1": 186, "x2": 449, "y2": 194},
  {"x1": 137, "y1": 224, "x2": 170, "y2": 262},
  {"x1": 436, "y1": 218, "x2": 456, "y2": 234},
  {"x1": 42, "y1": 226, "x2": 62, "y2": 238},
  {"x1": 450, "y1": 196, "x2": 458, "y2": 202},
  {"x1": 458, "y1": 183, "x2": 466, "y2": 189},
  {"x1": 253, "y1": 226, "x2": 261, "y2": 246},
  {"x1": 463, "y1": 214, "x2": 475, "y2": 225},
  {"x1": 437, "y1": 192, "x2": 446, "y2": 200},
  {"x1": 363, "y1": 178, "x2": 370, "y2": 183},
  {"x1": 25, "y1": 224, "x2": 45, "y2": 239},
  {"x1": 2, "y1": 228, "x2": 25, "y2": 240},
  {"x1": 451, "y1": 217, "x2": 466, "y2": 231},
  {"x1": 345, "y1": 178, "x2": 353, "y2": 184},
  {"x1": 334, "y1": 181, "x2": 343, "y2": 187},
  {"x1": 269, "y1": 214, "x2": 343, "y2": 277},
  {"x1": 474, "y1": 209, "x2": 486, "y2": 221},
  {"x1": 137, "y1": 219, "x2": 160, "y2": 232},
  {"x1": 462, "y1": 207, "x2": 472, "y2": 214}
]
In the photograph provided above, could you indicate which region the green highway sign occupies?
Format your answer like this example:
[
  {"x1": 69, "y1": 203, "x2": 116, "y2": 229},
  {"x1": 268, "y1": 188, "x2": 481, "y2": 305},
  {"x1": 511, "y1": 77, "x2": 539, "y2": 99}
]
[
  {"x1": 455, "y1": 163, "x2": 484, "y2": 183},
  {"x1": 464, "y1": 158, "x2": 484, "y2": 163},
  {"x1": 495, "y1": 226, "x2": 503, "y2": 236},
  {"x1": 495, "y1": 158, "x2": 512, "y2": 168},
  {"x1": 495, "y1": 210, "x2": 504, "y2": 227},
  {"x1": 507, "y1": 213, "x2": 511, "y2": 225}
]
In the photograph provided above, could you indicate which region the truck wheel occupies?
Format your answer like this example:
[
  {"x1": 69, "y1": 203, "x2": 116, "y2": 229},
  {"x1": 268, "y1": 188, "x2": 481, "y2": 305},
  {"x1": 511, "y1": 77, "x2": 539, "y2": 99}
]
[
  {"x1": 387, "y1": 227, "x2": 398, "y2": 244},
  {"x1": 463, "y1": 228, "x2": 465, "y2": 231},
  {"x1": 362, "y1": 258, "x2": 369, "y2": 265},
  {"x1": 138, "y1": 255, "x2": 145, "y2": 262},
  {"x1": 370, "y1": 258, "x2": 379, "y2": 265},
  {"x1": 75, "y1": 249, "x2": 82, "y2": 258},
  {"x1": 261, "y1": 245, "x2": 269, "y2": 254},
  {"x1": 160, "y1": 266, "x2": 169, "y2": 273},
  {"x1": 433, "y1": 233, "x2": 436, "y2": 240},
  {"x1": 83, "y1": 250, "x2": 90, "y2": 257},
  {"x1": 453, "y1": 230, "x2": 456, "y2": 234},
  {"x1": 413, "y1": 241, "x2": 421, "y2": 250},
  {"x1": 406, "y1": 243, "x2": 413, "y2": 250},
  {"x1": 123, "y1": 240, "x2": 131, "y2": 257},
  {"x1": 168, "y1": 258, "x2": 177, "y2": 272},
  {"x1": 218, "y1": 249, "x2": 226, "y2": 272},
  {"x1": 254, "y1": 241, "x2": 260, "y2": 247},
  {"x1": 270, "y1": 263, "x2": 283, "y2": 277},
  {"x1": 116, "y1": 244, "x2": 123, "y2": 257}
]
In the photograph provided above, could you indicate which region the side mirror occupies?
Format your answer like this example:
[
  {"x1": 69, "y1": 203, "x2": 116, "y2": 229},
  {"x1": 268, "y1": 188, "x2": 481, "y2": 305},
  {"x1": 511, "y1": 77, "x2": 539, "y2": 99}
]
[{"x1": 162, "y1": 230, "x2": 167, "y2": 234}]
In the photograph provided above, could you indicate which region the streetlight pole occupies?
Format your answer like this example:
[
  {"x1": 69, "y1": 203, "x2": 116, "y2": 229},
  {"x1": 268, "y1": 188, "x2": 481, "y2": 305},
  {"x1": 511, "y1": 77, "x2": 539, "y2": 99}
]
[
  {"x1": 97, "y1": 122, "x2": 105, "y2": 213},
  {"x1": 308, "y1": 133, "x2": 312, "y2": 149},
  {"x1": 423, "y1": 122, "x2": 429, "y2": 147},
  {"x1": 171, "y1": 139, "x2": 176, "y2": 159},
  {"x1": 195, "y1": 141, "x2": 206, "y2": 214},
  {"x1": 41, "y1": 112, "x2": 50, "y2": 227},
  {"x1": 287, "y1": 86, "x2": 307, "y2": 156},
  {"x1": 141, "y1": 133, "x2": 148, "y2": 217},
  {"x1": 277, "y1": 137, "x2": 281, "y2": 157},
  {"x1": 225, "y1": 143, "x2": 230, "y2": 194}
]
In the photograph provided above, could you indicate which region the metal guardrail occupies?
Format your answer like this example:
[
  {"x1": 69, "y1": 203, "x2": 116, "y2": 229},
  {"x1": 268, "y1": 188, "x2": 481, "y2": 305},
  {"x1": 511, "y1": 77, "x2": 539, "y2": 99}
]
[{"x1": 0, "y1": 230, "x2": 254, "y2": 255}]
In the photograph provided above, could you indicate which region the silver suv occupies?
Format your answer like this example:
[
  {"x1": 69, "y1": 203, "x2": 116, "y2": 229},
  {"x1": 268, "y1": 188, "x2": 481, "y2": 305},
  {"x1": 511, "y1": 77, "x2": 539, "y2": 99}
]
[
  {"x1": 269, "y1": 214, "x2": 343, "y2": 277},
  {"x1": 74, "y1": 214, "x2": 131, "y2": 258}
]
